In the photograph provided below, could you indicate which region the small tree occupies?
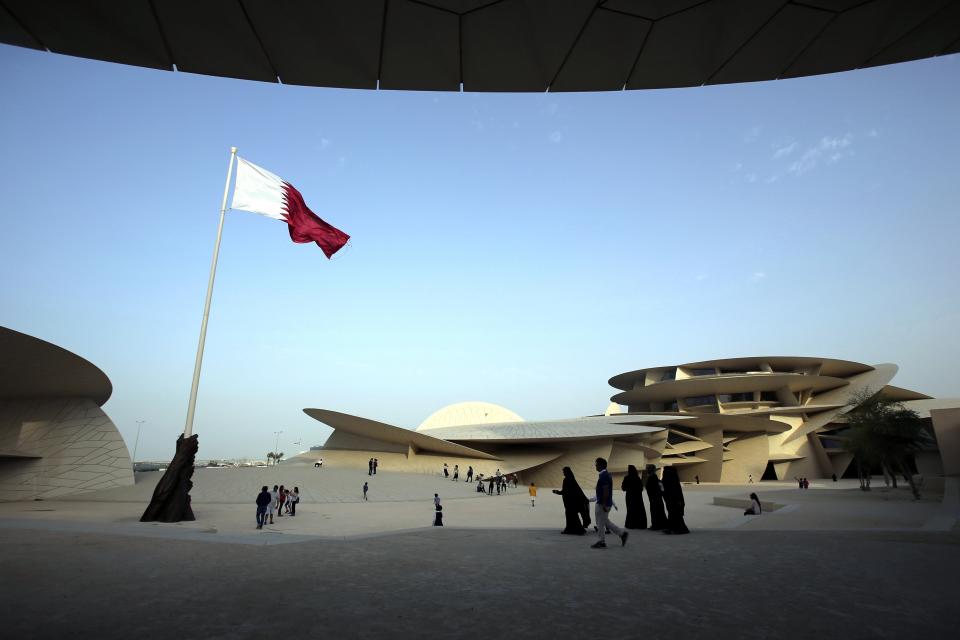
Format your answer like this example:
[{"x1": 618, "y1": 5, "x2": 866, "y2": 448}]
[
  {"x1": 267, "y1": 452, "x2": 275, "y2": 465},
  {"x1": 275, "y1": 452, "x2": 284, "y2": 464},
  {"x1": 844, "y1": 389, "x2": 929, "y2": 498}
]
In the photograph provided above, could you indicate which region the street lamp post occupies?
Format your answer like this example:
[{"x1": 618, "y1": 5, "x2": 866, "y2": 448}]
[
  {"x1": 273, "y1": 430, "x2": 283, "y2": 465},
  {"x1": 132, "y1": 420, "x2": 145, "y2": 469}
]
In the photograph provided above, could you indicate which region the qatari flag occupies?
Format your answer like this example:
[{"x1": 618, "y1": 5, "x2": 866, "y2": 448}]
[{"x1": 230, "y1": 157, "x2": 350, "y2": 258}]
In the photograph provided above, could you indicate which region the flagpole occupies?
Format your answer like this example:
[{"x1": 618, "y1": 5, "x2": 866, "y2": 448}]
[{"x1": 183, "y1": 146, "x2": 238, "y2": 437}]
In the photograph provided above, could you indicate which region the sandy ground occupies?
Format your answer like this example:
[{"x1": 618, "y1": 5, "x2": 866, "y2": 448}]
[{"x1": 1, "y1": 469, "x2": 958, "y2": 638}]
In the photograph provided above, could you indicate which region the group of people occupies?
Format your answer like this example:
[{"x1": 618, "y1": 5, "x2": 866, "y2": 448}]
[
  {"x1": 438, "y1": 463, "x2": 517, "y2": 495},
  {"x1": 794, "y1": 476, "x2": 810, "y2": 489},
  {"x1": 254, "y1": 484, "x2": 301, "y2": 529},
  {"x1": 441, "y1": 462, "x2": 519, "y2": 489},
  {"x1": 368, "y1": 458, "x2": 379, "y2": 475},
  {"x1": 553, "y1": 460, "x2": 690, "y2": 547},
  {"x1": 477, "y1": 471, "x2": 516, "y2": 496}
]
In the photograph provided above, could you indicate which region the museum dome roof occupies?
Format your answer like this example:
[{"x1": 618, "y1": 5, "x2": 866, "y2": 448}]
[{"x1": 417, "y1": 401, "x2": 523, "y2": 432}]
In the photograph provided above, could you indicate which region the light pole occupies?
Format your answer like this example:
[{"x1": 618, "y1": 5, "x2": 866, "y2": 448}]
[
  {"x1": 132, "y1": 420, "x2": 145, "y2": 469},
  {"x1": 273, "y1": 430, "x2": 283, "y2": 465}
]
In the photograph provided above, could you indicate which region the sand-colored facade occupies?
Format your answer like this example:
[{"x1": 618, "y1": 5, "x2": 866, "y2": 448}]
[
  {"x1": 297, "y1": 357, "x2": 958, "y2": 487},
  {"x1": 0, "y1": 327, "x2": 133, "y2": 501},
  {"x1": 609, "y1": 357, "x2": 959, "y2": 483}
]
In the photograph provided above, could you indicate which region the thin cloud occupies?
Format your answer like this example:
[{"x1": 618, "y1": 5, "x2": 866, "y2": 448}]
[
  {"x1": 695, "y1": 274, "x2": 708, "y2": 282},
  {"x1": 772, "y1": 141, "x2": 797, "y2": 159},
  {"x1": 751, "y1": 271, "x2": 766, "y2": 282},
  {"x1": 788, "y1": 133, "x2": 853, "y2": 176},
  {"x1": 746, "y1": 173, "x2": 758, "y2": 183},
  {"x1": 548, "y1": 130, "x2": 563, "y2": 144},
  {"x1": 743, "y1": 125, "x2": 762, "y2": 143},
  {"x1": 320, "y1": 138, "x2": 331, "y2": 149}
]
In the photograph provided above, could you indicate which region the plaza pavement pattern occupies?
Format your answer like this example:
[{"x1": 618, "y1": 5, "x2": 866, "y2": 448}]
[{"x1": 1, "y1": 466, "x2": 958, "y2": 638}]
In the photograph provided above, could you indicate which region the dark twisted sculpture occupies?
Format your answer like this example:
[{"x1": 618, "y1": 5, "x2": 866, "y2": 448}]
[{"x1": 141, "y1": 433, "x2": 198, "y2": 522}]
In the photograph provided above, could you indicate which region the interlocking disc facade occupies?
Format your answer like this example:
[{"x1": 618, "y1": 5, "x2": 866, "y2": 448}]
[{"x1": 298, "y1": 357, "x2": 958, "y2": 486}]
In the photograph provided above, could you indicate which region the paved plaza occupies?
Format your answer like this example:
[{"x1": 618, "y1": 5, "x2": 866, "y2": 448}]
[
  {"x1": 2, "y1": 526, "x2": 958, "y2": 639},
  {"x1": 1, "y1": 467, "x2": 958, "y2": 638}
]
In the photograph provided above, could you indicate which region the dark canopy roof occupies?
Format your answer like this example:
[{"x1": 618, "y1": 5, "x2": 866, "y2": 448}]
[
  {"x1": 1, "y1": 0, "x2": 958, "y2": 92},
  {"x1": 0, "y1": 327, "x2": 112, "y2": 406}
]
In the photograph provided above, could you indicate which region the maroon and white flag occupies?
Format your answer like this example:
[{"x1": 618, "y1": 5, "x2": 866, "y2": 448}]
[{"x1": 230, "y1": 157, "x2": 350, "y2": 258}]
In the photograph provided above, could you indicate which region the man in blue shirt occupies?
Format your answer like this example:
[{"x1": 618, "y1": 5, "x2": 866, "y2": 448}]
[
  {"x1": 592, "y1": 457, "x2": 628, "y2": 549},
  {"x1": 255, "y1": 485, "x2": 271, "y2": 529}
]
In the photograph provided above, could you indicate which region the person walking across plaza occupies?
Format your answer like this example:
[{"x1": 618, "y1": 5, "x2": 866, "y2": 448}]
[
  {"x1": 621, "y1": 464, "x2": 647, "y2": 529},
  {"x1": 552, "y1": 467, "x2": 587, "y2": 535},
  {"x1": 363, "y1": 481, "x2": 369, "y2": 501},
  {"x1": 268, "y1": 485, "x2": 279, "y2": 524},
  {"x1": 255, "y1": 485, "x2": 271, "y2": 529},
  {"x1": 591, "y1": 457, "x2": 628, "y2": 549},
  {"x1": 529, "y1": 482, "x2": 537, "y2": 507},
  {"x1": 645, "y1": 465, "x2": 668, "y2": 531},
  {"x1": 373, "y1": 458, "x2": 378, "y2": 475},
  {"x1": 453, "y1": 464, "x2": 459, "y2": 481},
  {"x1": 368, "y1": 458, "x2": 373, "y2": 476},
  {"x1": 661, "y1": 466, "x2": 689, "y2": 535},
  {"x1": 466, "y1": 466, "x2": 473, "y2": 483},
  {"x1": 277, "y1": 484, "x2": 286, "y2": 517},
  {"x1": 289, "y1": 486, "x2": 300, "y2": 516}
]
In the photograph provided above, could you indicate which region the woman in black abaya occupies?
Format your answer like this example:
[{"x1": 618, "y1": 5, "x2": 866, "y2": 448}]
[
  {"x1": 552, "y1": 467, "x2": 588, "y2": 535},
  {"x1": 621, "y1": 464, "x2": 647, "y2": 529},
  {"x1": 661, "y1": 466, "x2": 690, "y2": 535},
  {"x1": 645, "y1": 464, "x2": 668, "y2": 531}
]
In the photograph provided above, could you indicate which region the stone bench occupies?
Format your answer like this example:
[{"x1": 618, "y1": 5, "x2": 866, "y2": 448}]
[{"x1": 712, "y1": 496, "x2": 784, "y2": 512}]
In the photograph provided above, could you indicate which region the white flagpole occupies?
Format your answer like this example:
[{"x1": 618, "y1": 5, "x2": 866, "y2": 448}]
[{"x1": 183, "y1": 146, "x2": 238, "y2": 437}]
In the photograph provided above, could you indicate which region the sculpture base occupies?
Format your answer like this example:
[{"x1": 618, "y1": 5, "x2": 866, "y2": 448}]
[{"x1": 140, "y1": 433, "x2": 198, "y2": 523}]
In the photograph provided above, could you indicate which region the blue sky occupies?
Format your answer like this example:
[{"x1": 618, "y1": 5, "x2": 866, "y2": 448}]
[{"x1": 1, "y1": 45, "x2": 958, "y2": 461}]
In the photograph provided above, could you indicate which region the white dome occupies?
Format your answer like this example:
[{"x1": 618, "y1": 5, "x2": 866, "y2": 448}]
[
  {"x1": 417, "y1": 402, "x2": 523, "y2": 432},
  {"x1": 604, "y1": 402, "x2": 623, "y2": 416}
]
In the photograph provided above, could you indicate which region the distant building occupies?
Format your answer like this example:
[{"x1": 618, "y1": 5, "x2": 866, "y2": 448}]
[{"x1": 293, "y1": 357, "x2": 958, "y2": 486}]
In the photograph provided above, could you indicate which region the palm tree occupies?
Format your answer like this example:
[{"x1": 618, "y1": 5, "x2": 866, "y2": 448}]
[
  {"x1": 844, "y1": 389, "x2": 929, "y2": 498},
  {"x1": 267, "y1": 452, "x2": 275, "y2": 465},
  {"x1": 275, "y1": 452, "x2": 284, "y2": 464}
]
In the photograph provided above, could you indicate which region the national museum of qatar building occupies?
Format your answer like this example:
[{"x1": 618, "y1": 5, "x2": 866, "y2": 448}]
[
  {"x1": 0, "y1": 327, "x2": 134, "y2": 501},
  {"x1": 297, "y1": 357, "x2": 959, "y2": 487}
]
